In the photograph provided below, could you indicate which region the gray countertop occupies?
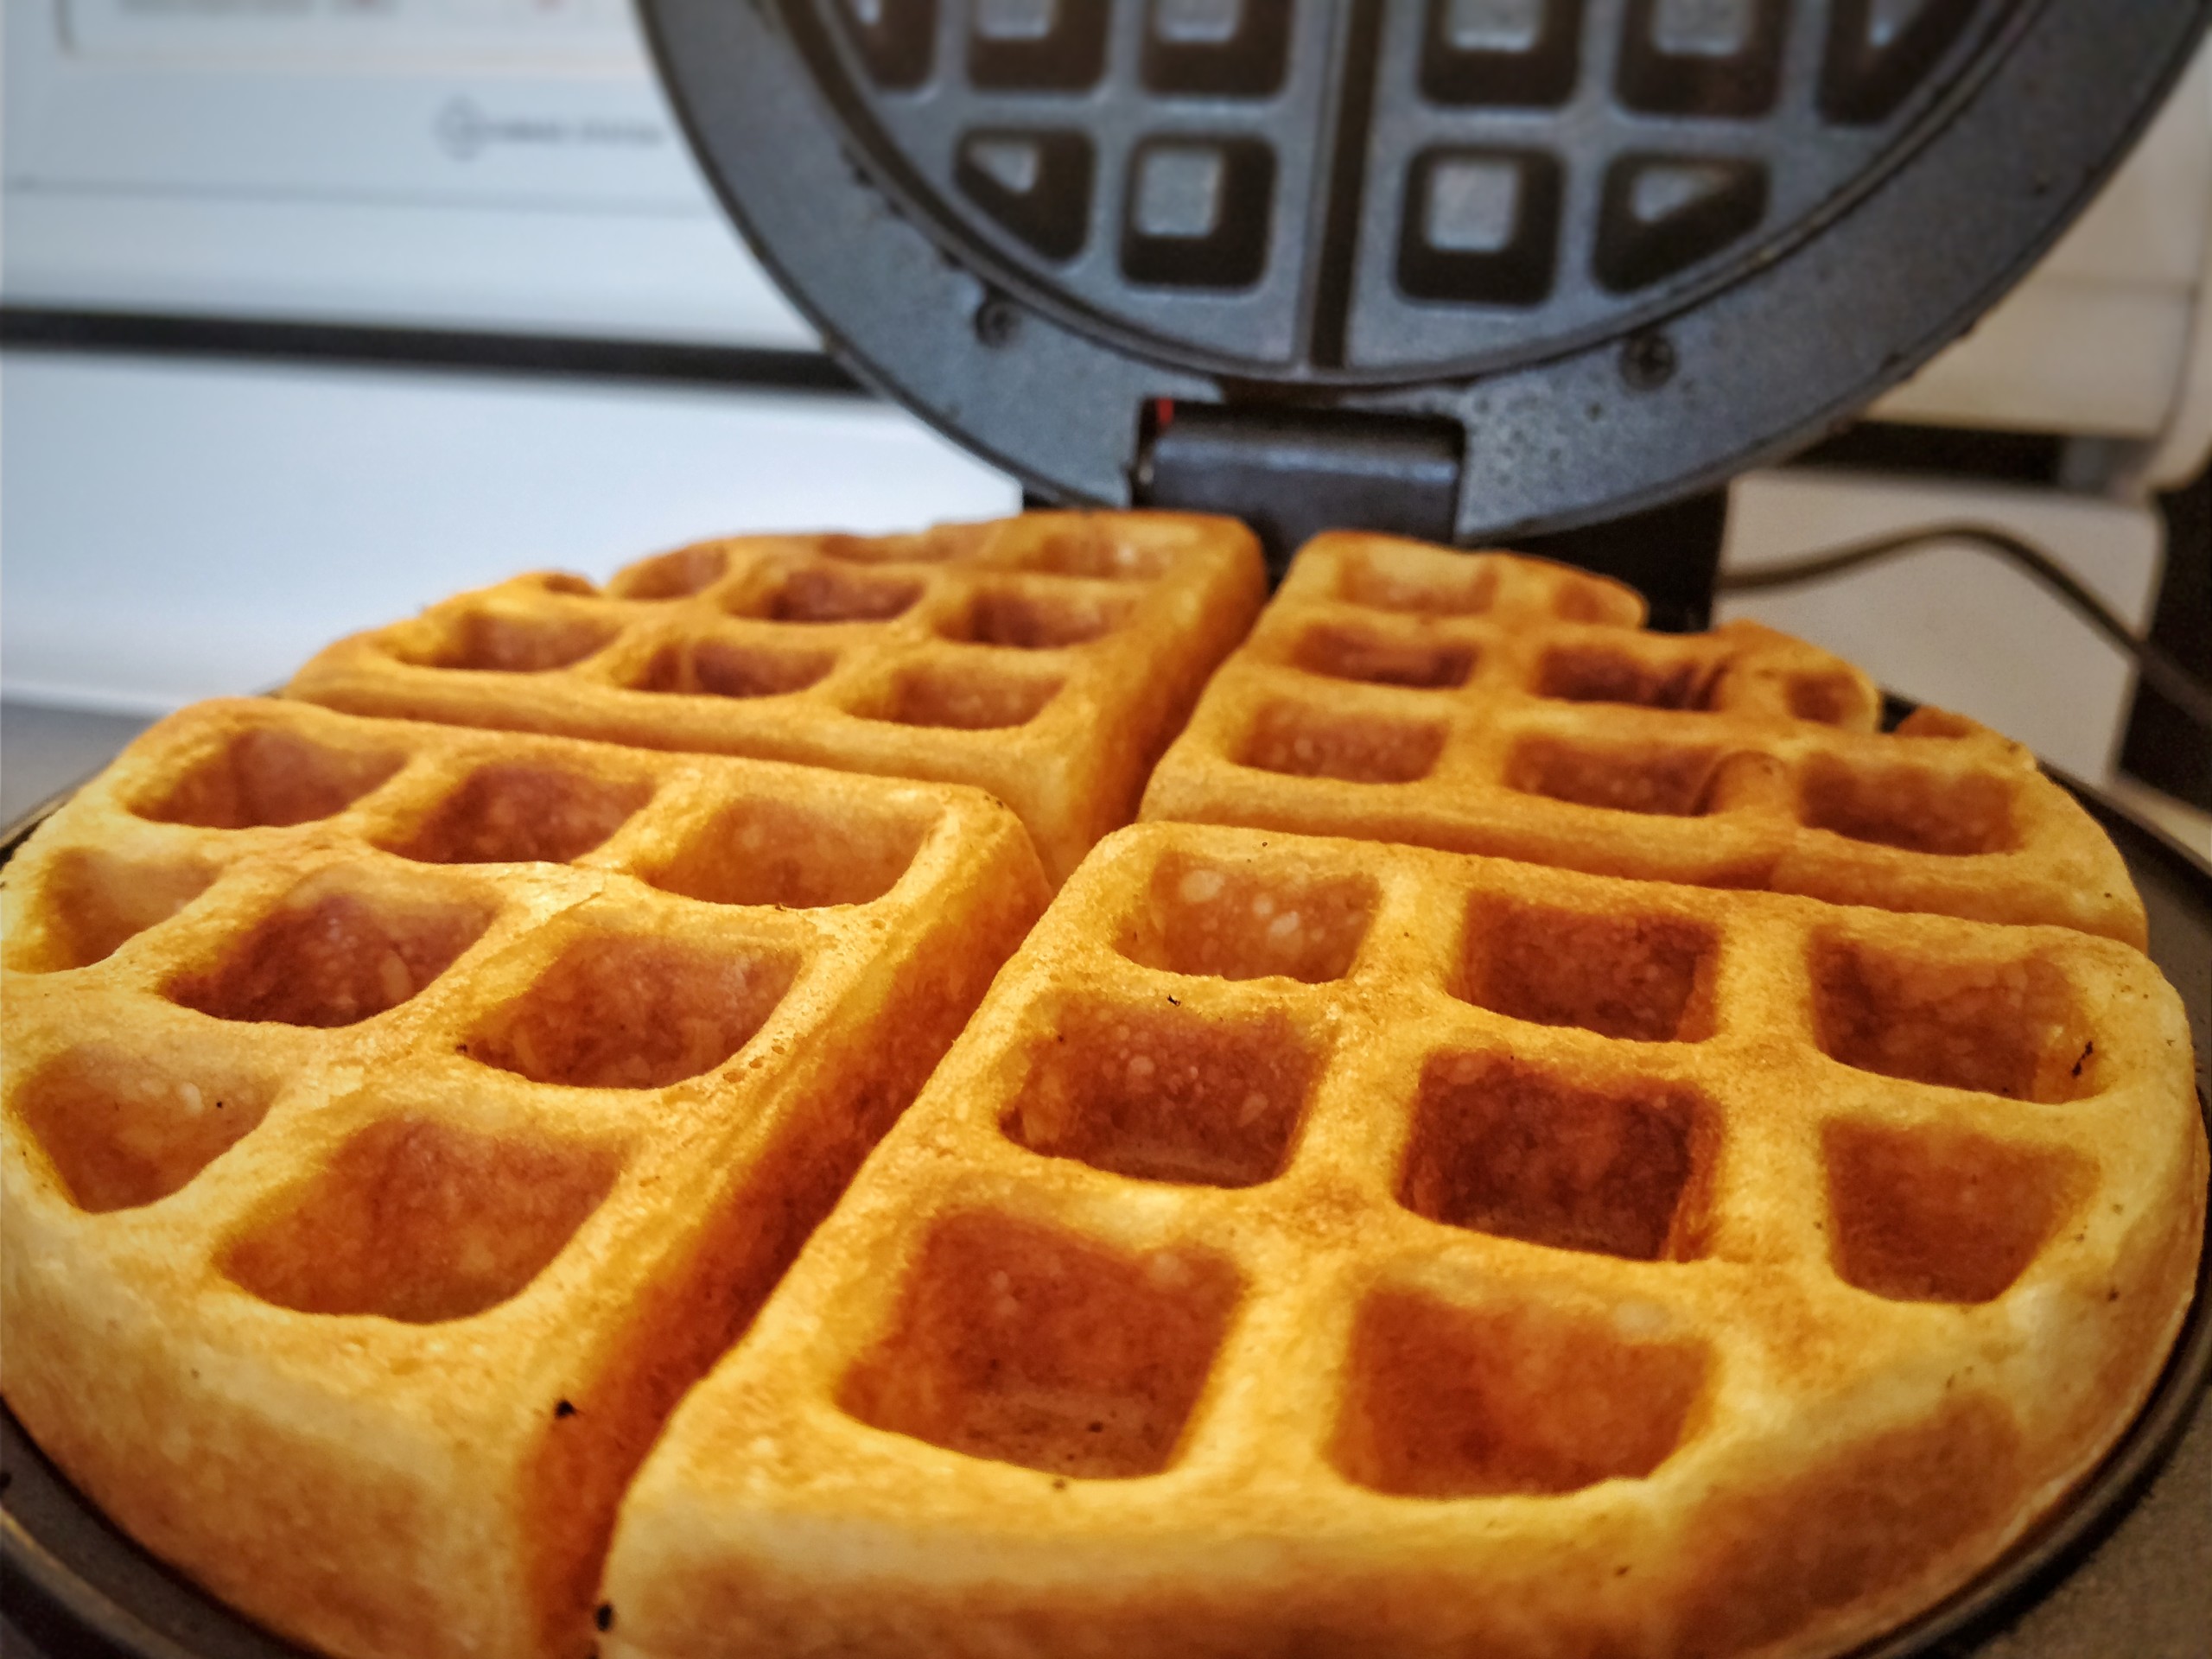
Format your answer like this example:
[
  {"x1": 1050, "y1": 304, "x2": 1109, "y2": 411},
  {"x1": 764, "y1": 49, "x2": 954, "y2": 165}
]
[{"x1": 1, "y1": 701, "x2": 156, "y2": 827}]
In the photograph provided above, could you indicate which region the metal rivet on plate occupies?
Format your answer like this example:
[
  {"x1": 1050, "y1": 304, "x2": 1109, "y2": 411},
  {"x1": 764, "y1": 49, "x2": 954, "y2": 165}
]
[
  {"x1": 975, "y1": 296, "x2": 1021, "y2": 346},
  {"x1": 1619, "y1": 330, "x2": 1677, "y2": 391}
]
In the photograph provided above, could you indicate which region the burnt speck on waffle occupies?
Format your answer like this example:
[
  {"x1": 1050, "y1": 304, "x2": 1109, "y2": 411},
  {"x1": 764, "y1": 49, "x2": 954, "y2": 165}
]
[
  {"x1": 600, "y1": 820, "x2": 2204, "y2": 1659},
  {"x1": 0, "y1": 697, "x2": 1051, "y2": 1659},
  {"x1": 285, "y1": 512, "x2": 1265, "y2": 884},
  {"x1": 1141, "y1": 531, "x2": 2144, "y2": 946}
]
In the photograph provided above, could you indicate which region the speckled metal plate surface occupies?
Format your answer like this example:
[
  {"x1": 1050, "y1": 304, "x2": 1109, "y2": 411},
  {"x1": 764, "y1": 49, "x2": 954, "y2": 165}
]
[{"x1": 639, "y1": 0, "x2": 2211, "y2": 537}]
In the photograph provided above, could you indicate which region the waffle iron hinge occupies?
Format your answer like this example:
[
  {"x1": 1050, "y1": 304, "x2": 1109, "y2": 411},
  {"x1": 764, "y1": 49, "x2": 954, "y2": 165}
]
[
  {"x1": 1128, "y1": 399, "x2": 1726, "y2": 631},
  {"x1": 1132, "y1": 403, "x2": 1461, "y2": 588}
]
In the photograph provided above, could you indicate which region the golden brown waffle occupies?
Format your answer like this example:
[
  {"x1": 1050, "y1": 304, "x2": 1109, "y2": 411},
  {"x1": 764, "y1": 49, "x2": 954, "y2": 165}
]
[
  {"x1": 0, "y1": 697, "x2": 1050, "y2": 1659},
  {"x1": 286, "y1": 511, "x2": 1265, "y2": 884},
  {"x1": 1141, "y1": 531, "x2": 2145, "y2": 946},
  {"x1": 600, "y1": 819, "x2": 2203, "y2": 1659}
]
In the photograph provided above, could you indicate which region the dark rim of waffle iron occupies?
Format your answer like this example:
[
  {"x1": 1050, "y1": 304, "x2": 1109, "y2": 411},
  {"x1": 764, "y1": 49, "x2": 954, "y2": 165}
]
[
  {"x1": 635, "y1": 0, "x2": 2210, "y2": 540},
  {"x1": 1, "y1": 777, "x2": 2209, "y2": 1659}
]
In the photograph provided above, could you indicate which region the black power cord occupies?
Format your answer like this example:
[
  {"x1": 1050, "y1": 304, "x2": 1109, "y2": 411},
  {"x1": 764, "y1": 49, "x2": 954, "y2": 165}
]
[{"x1": 1715, "y1": 522, "x2": 2212, "y2": 732}]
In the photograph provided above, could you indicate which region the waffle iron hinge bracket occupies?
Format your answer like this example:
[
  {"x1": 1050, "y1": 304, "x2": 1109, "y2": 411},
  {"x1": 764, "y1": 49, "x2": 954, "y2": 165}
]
[
  {"x1": 1132, "y1": 402, "x2": 1463, "y2": 587},
  {"x1": 1129, "y1": 397, "x2": 1731, "y2": 629}
]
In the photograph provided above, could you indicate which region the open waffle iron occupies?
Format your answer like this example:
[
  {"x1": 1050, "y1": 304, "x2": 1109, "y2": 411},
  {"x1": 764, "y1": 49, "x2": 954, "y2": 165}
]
[
  {"x1": 7, "y1": 3, "x2": 2212, "y2": 1656},
  {"x1": 646, "y1": 0, "x2": 2209, "y2": 611}
]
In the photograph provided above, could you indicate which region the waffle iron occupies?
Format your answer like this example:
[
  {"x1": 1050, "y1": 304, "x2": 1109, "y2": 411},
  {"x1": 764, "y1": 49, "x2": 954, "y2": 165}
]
[
  {"x1": 641, "y1": 0, "x2": 2210, "y2": 618},
  {"x1": 7, "y1": 3, "x2": 2212, "y2": 1656}
]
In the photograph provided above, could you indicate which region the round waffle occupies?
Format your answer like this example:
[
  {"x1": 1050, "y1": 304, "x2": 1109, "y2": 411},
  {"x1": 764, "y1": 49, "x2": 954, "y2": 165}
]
[{"x1": 3, "y1": 524, "x2": 2199, "y2": 1659}]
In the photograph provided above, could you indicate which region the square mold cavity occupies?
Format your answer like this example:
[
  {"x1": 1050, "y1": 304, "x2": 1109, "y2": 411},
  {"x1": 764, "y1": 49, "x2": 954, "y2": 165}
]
[
  {"x1": 1535, "y1": 644, "x2": 1722, "y2": 710},
  {"x1": 1000, "y1": 1001, "x2": 1319, "y2": 1188},
  {"x1": 1337, "y1": 550, "x2": 1498, "y2": 616},
  {"x1": 11, "y1": 1044, "x2": 278, "y2": 1213},
  {"x1": 1401, "y1": 1052, "x2": 1711, "y2": 1262},
  {"x1": 467, "y1": 932, "x2": 798, "y2": 1089},
  {"x1": 641, "y1": 795, "x2": 936, "y2": 909},
  {"x1": 1459, "y1": 895, "x2": 1717, "y2": 1042},
  {"x1": 1332, "y1": 1288, "x2": 1708, "y2": 1497},
  {"x1": 129, "y1": 725, "x2": 406, "y2": 830},
  {"x1": 1239, "y1": 701, "x2": 1446, "y2": 785},
  {"x1": 627, "y1": 637, "x2": 837, "y2": 700},
  {"x1": 837, "y1": 1212, "x2": 1238, "y2": 1479},
  {"x1": 1117, "y1": 853, "x2": 1376, "y2": 984},
  {"x1": 1397, "y1": 146, "x2": 1560, "y2": 307},
  {"x1": 1422, "y1": 0, "x2": 1581, "y2": 105},
  {"x1": 166, "y1": 874, "x2": 495, "y2": 1028},
  {"x1": 399, "y1": 610, "x2": 621, "y2": 674},
  {"x1": 1811, "y1": 938, "x2": 2096, "y2": 1103},
  {"x1": 1294, "y1": 621, "x2": 1478, "y2": 690},
  {"x1": 6, "y1": 849, "x2": 219, "y2": 973},
  {"x1": 755, "y1": 563, "x2": 924, "y2": 624},
  {"x1": 1504, "y1": 735, "x2": 1721, "y2": 817},
  {"x1": 378, "y1": 763, "x2": 652, "y2": 867},
  {"x1": 1824, "y1": 1121, "x2": 2092, "y2": 1304},
  {"x1": 869, "y1": 662, "x2": 1065, "y2": 730},
  {"x1": 1144, "y1": 0, "x2": 1289, "y2": 93},
  {"x1": 1121, "y1": 137, "x2": 1275, "y2": 289},
  {"x1": 1799, "y1": 756, "x2": 2017, "y2": 856},
  {"x1": 611, "y1": 543, "x2": 729, "y2": 601},
  {"x1": 221, "y1": 1116, "x2": 620, "y2": 1322},
  {"x1": 941, "y1": 582, "x2": 1136, "y2": 649}
]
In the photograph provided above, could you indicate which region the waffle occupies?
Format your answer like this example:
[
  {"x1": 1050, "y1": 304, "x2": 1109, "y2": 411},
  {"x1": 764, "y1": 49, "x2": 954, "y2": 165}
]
[
  {"x1": 600, "y1": 819, "x2": 2203, "y2": 1659},
  {"x1": 1140, "y1": 531, "x2": 2145, "y2": 947},
  {"x1": 286, "y1": 512, "x2": 1265, "y2": 884},
  {"x1": 0, "y1": 697, "x2": 1051, "y2": 1659}
]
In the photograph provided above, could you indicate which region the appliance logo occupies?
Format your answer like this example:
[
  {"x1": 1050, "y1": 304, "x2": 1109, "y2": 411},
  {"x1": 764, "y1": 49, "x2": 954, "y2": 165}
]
[{"x1": 435, "y1": 96, "x2": 664, "y2": 162}]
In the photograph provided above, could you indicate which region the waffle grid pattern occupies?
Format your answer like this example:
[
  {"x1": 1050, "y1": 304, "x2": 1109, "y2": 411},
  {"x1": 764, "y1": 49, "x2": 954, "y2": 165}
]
[
  {"x1": 1141, "y1": 532, "x2": 2145, "y2": 946},
  {"x1": 805, "y1": 0, "x2": 2008, "y2": 372},
  {"x1": 0, "y1": 698, "x2": 1050, "y2": 1659},
  {"x1": 286, "y1": 512, "x2": 1265, "y2": 883},
  {"x1": 603, "y1": 819, "x2": 2203, "y2": 1659}
]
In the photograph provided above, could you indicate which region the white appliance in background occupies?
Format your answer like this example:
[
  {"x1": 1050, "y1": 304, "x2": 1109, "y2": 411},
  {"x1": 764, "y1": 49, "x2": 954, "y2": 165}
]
[
  {"x1": 0, "y1": 0, "x2": 807, "y2": 345},
  {"x1": 0, "y1": 0, "x2": 1018, "y2": 712},
  {"x1": 0, "y1": 352, "x2": 1022, "y2": 706},
  {"x1": 3, "y1": 0, "x2": 2209, "y2": 849},
  {"x1": 9, "y1": 0, "x2": 2209, "y2": 427}
]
